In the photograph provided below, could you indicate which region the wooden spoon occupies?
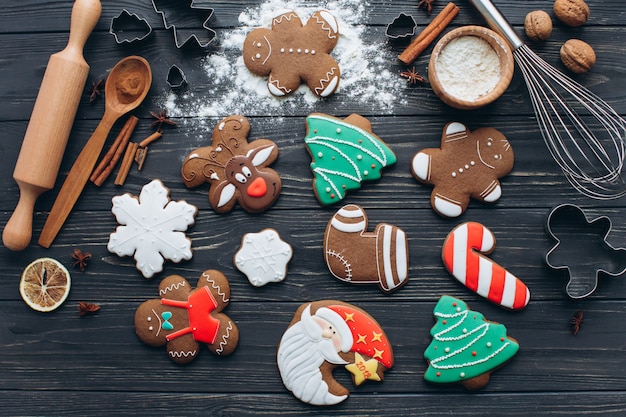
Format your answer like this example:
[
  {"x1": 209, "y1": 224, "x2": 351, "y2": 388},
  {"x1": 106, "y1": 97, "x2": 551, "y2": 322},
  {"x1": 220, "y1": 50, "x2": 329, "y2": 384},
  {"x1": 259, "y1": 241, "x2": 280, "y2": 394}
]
[{"x1": 38, "y1": 56, "x2": 152, "y2": 248}]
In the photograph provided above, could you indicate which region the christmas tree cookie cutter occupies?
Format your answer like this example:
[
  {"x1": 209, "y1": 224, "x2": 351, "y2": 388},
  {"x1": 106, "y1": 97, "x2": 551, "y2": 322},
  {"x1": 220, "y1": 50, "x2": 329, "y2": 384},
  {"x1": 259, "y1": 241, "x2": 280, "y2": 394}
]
[
  {"x1": 109, "y1": 9, "x2": 153, "y2": 44},
  {"x1": 166, "y1": 65, "x2": 187, "y2": 89},
  {"x1": 545, "y1": 204, "x2": 626, "y2": 299},
  {"x1": 385, "y1": 13, "x2": 417, "y2": 41},
  {"x1": 150, "y1": 0, "x2": 216, "y2": 48}
]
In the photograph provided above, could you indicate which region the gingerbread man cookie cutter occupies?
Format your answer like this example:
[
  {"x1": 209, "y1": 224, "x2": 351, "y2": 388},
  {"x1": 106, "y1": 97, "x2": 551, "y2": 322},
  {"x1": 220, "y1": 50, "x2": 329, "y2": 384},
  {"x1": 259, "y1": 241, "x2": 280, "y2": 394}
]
[
  {"x1": 545, "y1": 204, "x2": 626, "y2": 299},
  {"x1": 151, "y1": 0, "x2": 215, "y2": 48}
]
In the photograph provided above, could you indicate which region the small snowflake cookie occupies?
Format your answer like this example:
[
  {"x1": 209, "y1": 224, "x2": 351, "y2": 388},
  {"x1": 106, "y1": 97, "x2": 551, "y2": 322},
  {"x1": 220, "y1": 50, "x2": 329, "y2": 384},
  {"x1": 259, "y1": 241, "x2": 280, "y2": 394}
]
[
  {"x1": 107, "y1": 179, "x2": 197, "y2": 279},
  {"x1": 243, "y1": 10, "x2": 340, "y2": 98},
  {"x1": 304, "y1": 113, "x2": 397, "y2": 205},
  {"x1": 277, "y1": 300, "x2": 394, "y2": 405},
  {"x1": 135, "y1": 270, "x2": 239, "y2": 364},
  {"x1": 234, "y1": 228, "x2": 293, "y2": 287}
]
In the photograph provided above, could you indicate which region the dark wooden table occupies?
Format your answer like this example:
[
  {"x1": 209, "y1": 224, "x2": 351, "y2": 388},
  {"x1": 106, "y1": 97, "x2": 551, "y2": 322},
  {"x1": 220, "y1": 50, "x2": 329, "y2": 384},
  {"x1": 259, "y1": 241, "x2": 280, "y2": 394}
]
[{"x1": 1, "y1": 0, "x2": 625, "y2": 415}]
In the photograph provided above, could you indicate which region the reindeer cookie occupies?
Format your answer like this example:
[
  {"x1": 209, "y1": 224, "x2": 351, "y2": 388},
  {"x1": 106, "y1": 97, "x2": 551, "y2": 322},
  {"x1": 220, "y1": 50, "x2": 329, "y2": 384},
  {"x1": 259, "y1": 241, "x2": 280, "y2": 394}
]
[
  {"x1": 243, "y1": 10, "x2": 340, "y2": 98},
  {"x1": 324, "y1": 204, "x2": 409, "y2": 293},
  {"x1": 181, "y1": 115, "x2": 281, "y2": 213},
  {"x1": 411, "y1": 122, "x2": 514, "y2": 218},
  {"x1": 134, "y1": 270, "x2": 239, "y2": 364}
]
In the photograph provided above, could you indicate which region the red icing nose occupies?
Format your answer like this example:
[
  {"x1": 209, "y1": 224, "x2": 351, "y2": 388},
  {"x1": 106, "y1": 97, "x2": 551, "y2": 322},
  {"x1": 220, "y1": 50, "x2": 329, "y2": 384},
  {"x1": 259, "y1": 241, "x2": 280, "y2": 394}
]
[{"x1": 247, "y1": 177, "x2": 267, "y2": 197}]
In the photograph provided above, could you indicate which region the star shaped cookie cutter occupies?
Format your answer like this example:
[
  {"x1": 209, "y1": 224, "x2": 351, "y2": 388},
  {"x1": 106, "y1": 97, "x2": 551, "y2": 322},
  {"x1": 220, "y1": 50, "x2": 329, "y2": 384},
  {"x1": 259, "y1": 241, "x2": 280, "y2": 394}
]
[
  {"x1": 151, "y1": 0, "x2": 216, "y2": 48},
  {"x1": 545, "y1": 204, "x2": 626, "y2": 299}
]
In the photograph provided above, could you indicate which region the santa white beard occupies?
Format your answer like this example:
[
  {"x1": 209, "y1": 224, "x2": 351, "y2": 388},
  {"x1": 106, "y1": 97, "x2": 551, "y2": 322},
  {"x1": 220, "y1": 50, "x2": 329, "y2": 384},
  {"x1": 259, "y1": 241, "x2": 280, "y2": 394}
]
[{"x1": 277, "y1": 307, "x2": 349, "y2": 405}]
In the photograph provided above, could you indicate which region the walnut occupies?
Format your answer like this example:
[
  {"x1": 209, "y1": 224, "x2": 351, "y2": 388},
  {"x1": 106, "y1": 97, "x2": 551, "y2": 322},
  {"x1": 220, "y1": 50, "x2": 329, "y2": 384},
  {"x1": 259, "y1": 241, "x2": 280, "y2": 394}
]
[
  {"x1": 524, "y1": 10, "x2": 552, "y2": 41},
  {"x1": 553, "y1": 0, "x2": 589, "y2": 27},
  {"x1": 560, "y1": 39, "x2": 596, "y2": 73}
]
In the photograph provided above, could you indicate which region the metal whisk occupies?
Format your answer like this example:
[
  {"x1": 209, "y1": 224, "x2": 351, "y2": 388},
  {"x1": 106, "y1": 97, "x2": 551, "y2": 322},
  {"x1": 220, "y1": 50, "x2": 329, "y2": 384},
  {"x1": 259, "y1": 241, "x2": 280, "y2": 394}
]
[{"x1": 468, "y1": 0, "x2": 626, "y2": 199}]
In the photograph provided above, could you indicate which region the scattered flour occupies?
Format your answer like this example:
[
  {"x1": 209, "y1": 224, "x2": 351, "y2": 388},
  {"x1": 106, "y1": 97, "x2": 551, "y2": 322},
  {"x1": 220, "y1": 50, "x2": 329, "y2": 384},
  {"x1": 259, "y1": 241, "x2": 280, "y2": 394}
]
[
  {"x1": 434, "y1": 35, "x2": 501, "y2": 101},
  {"x1": 161, "y1": 0, "x2": 407, "y2": 122}
]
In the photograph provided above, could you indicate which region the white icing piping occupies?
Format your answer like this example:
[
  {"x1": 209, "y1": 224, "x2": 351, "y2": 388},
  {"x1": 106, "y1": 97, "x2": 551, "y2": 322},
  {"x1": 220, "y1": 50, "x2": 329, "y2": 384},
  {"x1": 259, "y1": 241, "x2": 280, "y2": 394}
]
[
  {"x1": 202, "y1": 272, "x2": 229, "y2": 303},
  {"x1": 215, "y1": 322, "x2": 233, "y2": 355}
]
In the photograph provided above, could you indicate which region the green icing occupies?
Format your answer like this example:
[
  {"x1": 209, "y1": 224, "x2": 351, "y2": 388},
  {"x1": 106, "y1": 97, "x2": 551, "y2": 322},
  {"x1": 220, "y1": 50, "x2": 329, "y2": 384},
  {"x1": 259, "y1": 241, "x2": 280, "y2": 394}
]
[
  {"x1": 304, "y1": 114, "x2": 396, "y2": 205},
  {"x1": 424, "y1": 295, "x2": 519, "y2": 384}
]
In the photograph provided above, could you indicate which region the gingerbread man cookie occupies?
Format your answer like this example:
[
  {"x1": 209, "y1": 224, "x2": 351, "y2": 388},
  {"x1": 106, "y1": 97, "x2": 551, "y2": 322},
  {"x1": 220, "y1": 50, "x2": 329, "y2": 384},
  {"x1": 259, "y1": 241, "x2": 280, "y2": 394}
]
[
  {"x1": 134, "y1": 270, "x2": 239, "y2": 364},
  {"x1": 243, "y1": 10, "x2": 340, "y2": 98},
  {"x1": 324, "y1": 204, "x2": 409, "y2": 293},
  {"x1": 411, "y1": 122, "x2": 514, "y2": 218},
  {"x1": 181, "y1": 115, "x2": 281, "y2": 213},
  {"x1": 277, "y1": 300, "x2": 393, "y2": 405}
]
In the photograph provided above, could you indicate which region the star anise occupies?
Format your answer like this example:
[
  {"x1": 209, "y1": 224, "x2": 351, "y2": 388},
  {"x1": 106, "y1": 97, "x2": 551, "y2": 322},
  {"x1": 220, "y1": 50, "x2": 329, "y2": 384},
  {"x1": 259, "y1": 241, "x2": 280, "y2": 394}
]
[
  {"x1": 570, "y1": 310, "x2": 583, "y2": 335},
  {"x1": 149, "y1": 109, "x2": 177, "y2": 130},
  {"x1": 418, "y1": 0, "x2": 435, "y2": 14},
  {"x1": 400, "y1": 67, "x2": 428, "y2": 84},
  {"x1": 77, "y1": 302, "x2": 100, "y2": 317},
  {"x1": 71, "y1": 249, "x2": 92, "y2": 272},
  {"x1": 88, "y1": 78, "x2": 104, "y2": 103}
]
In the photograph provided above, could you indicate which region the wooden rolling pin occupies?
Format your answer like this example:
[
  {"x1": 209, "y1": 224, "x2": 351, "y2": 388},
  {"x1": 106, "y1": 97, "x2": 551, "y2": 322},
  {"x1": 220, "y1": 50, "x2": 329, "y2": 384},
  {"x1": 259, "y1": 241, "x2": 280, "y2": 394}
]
[{"x1": 2, "y1": 0, "x2": 102, "y2": 251}]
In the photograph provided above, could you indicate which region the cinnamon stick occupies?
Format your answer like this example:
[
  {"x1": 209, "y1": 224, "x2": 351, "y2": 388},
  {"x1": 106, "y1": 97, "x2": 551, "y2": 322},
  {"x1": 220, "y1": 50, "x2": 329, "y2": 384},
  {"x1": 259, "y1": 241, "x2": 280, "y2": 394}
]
[
  {"x1": 139, "y1": 131, "x2": 162, "y2": 148},
  {"x1": 114, "y1": 142, "x2": 138, "y2": 186},
  {"x1": 90, "y1": 115, "x2": 138, "y2": 185},
  {"x1": 398, "y1": 2, "x2": 459, "y2": 65}
]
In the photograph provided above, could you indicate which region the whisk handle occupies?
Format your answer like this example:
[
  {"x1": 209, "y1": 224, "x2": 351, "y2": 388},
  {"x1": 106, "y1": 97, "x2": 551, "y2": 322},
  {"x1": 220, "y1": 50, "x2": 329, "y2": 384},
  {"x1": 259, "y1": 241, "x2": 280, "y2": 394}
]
[{"x1": 467, "y1": 0, "x2": 524, "y2": 49}]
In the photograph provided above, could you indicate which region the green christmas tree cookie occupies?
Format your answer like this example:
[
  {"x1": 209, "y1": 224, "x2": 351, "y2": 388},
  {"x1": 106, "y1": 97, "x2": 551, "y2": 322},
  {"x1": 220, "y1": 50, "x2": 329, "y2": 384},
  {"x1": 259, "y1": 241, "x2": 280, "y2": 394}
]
[
  {"x1": 304, "y1": 113, "x2": 397, "y2": 205},
  {"x1": 424, "y1": 295, "x2": 519, "y2": 390}
]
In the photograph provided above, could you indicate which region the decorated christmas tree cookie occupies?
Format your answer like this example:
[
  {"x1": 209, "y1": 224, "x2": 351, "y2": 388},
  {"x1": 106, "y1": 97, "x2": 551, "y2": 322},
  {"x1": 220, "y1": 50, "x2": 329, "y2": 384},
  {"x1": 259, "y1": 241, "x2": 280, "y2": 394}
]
[
  {"x1": 304, "y1": 113, "x2": 397, "y2": 205},
  {"x1": 424, "y1": 295, "x2": 519, "y2": 390}
]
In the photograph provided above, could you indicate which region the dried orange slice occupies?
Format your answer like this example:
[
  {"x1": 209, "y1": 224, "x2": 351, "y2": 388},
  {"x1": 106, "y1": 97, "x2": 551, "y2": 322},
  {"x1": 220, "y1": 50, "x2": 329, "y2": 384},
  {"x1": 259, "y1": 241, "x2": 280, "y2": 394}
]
[{"x1": 19, "y1": 258, "x2": 71, "y2": 312}]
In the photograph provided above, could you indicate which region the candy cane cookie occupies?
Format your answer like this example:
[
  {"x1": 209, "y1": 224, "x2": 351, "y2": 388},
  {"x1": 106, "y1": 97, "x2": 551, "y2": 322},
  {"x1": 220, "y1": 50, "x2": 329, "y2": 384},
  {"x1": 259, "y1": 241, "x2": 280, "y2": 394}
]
[{"x1": 442, "y1": 222, "x2": 530, "y2": 310}]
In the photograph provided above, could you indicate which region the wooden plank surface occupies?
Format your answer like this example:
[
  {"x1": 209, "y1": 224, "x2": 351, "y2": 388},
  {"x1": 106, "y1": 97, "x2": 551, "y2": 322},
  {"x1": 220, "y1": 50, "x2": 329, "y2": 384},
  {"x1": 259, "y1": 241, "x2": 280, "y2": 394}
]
[{"x1": 1, "y1": 0, "x2": 625, "y2": 415}]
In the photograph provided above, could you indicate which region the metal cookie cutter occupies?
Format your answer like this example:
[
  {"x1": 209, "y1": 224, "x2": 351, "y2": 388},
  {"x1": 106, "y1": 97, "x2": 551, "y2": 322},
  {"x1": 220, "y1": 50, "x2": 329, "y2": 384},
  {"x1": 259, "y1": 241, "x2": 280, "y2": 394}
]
[
  {"x1": 166, "y1": 65, "x2": 187, "y2": 89},
  {"x1": 545, "y1": 204, "x2": 626, "y2": 299},
  {"x1": 151, "y1": 0, "x2": 216, "y2": 48},
  {"x1": 109, "y1": 9, "x2": 153, "y2": 44},
  {"x1": 385, "y1": 13, "x2": 417, "y2": 41}
]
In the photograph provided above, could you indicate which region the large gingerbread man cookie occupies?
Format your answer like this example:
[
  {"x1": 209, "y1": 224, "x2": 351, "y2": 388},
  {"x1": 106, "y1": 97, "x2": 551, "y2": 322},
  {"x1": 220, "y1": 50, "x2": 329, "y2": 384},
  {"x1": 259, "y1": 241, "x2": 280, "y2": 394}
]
[
  {"x1": 243, "y1": 10, "x2": 340, "y2": 98},
  {"x1": 411, "y1": 122, "x2": 514, "y2": 218},
  {"x1": 134, "y1": 270, "x2": 239, "y2": 364},
  {"x1": 181, "y1": 115, "x2": 281, "y2": 213}
]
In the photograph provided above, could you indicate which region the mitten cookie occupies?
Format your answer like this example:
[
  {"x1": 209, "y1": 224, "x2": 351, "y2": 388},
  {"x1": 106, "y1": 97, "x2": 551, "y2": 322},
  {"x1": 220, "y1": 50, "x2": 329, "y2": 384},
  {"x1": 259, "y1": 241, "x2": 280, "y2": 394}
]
[
  {"x1": 442, "y1": 222, "x2": 530, "y2": 310},
  {"x1": 243, "y1": 10, "x2": 340, "y2": 97},
  {"x1": 134, "y1": 270, "x2": 239, "y2": 364},
  {"x1": 181, "y1": 115, "x2": 281, "y2": 213},
  {"x1": 324, "y1": 204, "x2": 408, "y2": 293},
  {"x1": 424, "y1": 295, "x2": 519, "y2": 390},
  {"x1": 411, "y1": 122, "x2": 514, "y2": 218},
  {"x1": 305, "y1": 113, "x2": 397, "y2": 205},
  {"x1": 277, "y1": 300, "x2": 393, "y2": 405}
]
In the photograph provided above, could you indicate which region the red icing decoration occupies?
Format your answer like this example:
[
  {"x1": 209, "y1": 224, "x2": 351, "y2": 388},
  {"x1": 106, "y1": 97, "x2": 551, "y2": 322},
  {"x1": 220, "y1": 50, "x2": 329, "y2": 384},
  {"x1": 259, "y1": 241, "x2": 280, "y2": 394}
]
[
  {"x1": 327, "y1": 304, "x2": 393, "y2": 368},
  {"x1": 161, "y1": 286, "x2": 221, "y2": 344},
  {"x1": 247, "y1": 177, "x2": 268, "y2": 198}
]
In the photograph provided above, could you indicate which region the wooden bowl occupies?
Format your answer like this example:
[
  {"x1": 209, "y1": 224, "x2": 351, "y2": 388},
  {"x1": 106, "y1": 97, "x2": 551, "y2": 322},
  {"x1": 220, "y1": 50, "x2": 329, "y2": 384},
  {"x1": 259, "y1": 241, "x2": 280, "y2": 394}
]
[{"x1": 428, "y1": 25, "x2": 514, "y2": 110}]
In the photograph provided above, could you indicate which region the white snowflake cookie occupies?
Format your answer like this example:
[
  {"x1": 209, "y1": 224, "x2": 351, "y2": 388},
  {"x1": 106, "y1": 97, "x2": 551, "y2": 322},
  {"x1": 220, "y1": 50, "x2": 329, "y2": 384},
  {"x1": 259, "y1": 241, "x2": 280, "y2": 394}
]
[
  {"x1": 234, "y1": 228, "x2": 293, "y2": 287},
  {"x1": 107, "y1": 179, "x2": 198, "y2": 278}
]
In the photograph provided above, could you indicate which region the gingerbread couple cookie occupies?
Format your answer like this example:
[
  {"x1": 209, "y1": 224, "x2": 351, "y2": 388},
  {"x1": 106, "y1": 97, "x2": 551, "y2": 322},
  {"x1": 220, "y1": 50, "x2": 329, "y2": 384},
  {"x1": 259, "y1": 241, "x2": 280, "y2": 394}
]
[
  {"x1": 181, "y1": 115, "x2": 281, "y2": 213},
  {"x1": 411, "y1": 122, "x2": 514, "y2": 218},
  {"x1": 277, "y1": 300, "x2": 393, "y2": 405},
  {"x1": 134, "y1": 270, "x2": 239, "y2": 364},
  {"x1": 324, "y1": 204, "x2": 408, "y2": 293},
  {"x1": 243, "y1": 10, "x2": 340, "y2": 97}
]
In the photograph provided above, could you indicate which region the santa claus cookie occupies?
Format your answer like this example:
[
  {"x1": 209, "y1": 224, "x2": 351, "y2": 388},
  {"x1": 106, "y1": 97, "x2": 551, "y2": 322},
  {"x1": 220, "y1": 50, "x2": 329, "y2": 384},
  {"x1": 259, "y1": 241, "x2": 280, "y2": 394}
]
[
  {"x1": 324, "y1": 204, "x2": 408, "y2": 293},
  {"x1": 134, "y1": 270, "x2": 239, "y2": 364},
  {"x1": 305, "y1": 113, "x2": 397, "y2": 205},
  {"x1": 277, "y1": 300, "x2": 394, "y2": 406},
  {"x1": 424, "y1": 295, "x2": 519, "y2": 390},
  {"x1": 243, "y1": 10, "x2": 340, "y2": 98},
  {"x1": 181, "y1": 115, "x2": 281, "y2": 214},
  {"x1": 411, "y1": 122, "x2": 514, "y2": 218}
]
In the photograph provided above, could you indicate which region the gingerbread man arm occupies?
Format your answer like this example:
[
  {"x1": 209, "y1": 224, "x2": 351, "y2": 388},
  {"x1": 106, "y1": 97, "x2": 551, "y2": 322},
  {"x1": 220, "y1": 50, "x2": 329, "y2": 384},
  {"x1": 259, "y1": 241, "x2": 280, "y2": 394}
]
[
  {"x1": 271, "y1": 11, "x2": 304, "y2": 31},
  {"x1": 166, "y1": 335, "x2": 200, "y2": 364},
  {"x1": 159, "y1": 275, "x2": 193, "y2": 300}
]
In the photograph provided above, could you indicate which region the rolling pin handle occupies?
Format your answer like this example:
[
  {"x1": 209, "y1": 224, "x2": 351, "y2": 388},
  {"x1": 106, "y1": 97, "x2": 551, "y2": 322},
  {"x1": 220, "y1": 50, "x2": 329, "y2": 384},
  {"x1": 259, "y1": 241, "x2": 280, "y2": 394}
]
[
  {"x1": 2, "y1": 183, "x2": 44, "y2": 251},
  {"x1": 65, "y1": 0, "x2": 102, "y2": 54}
]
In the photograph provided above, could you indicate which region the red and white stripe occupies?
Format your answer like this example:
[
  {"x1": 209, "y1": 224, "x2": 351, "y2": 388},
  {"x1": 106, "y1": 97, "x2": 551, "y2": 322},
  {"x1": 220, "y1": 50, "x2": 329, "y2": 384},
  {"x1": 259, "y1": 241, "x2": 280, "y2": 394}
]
[{"x1": 442, "y1": 222, "x2": 530, "y2": 310}]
